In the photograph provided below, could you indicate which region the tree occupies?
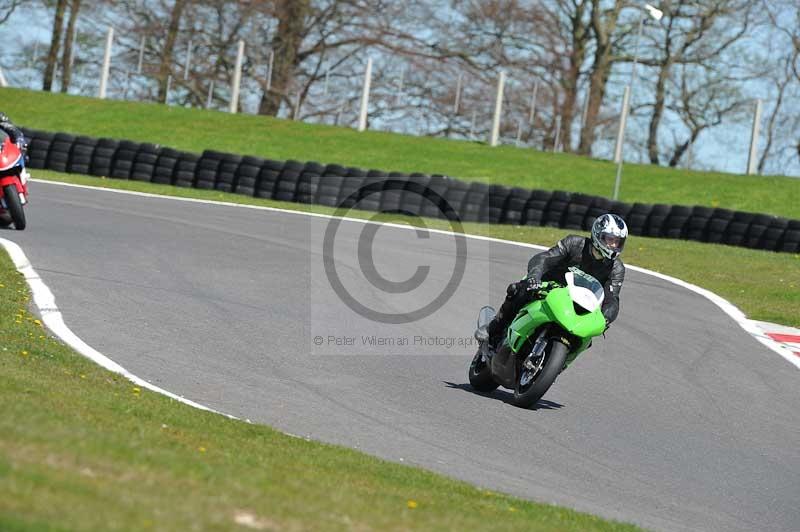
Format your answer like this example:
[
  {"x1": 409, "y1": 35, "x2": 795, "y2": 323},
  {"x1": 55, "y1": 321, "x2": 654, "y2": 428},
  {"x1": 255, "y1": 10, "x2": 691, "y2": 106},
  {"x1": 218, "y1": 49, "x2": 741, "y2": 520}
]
[
  {"x1": 757, "y1": 54, "x2": 795, "y2": 174},
  {"x1": 665, "y1": 63, "x2": 746, "y2": 167},
  {"x1": 157, "y1": 0, "x2": 189, "y2": 102},
  {"x1": 60, "y1": 0, "x2": 82, "y2": 93},
  {"x1": 0, "y1": 0, "x2": 22, "y2": 25},
  {"x1": 524, "y1": 0, "x2": 592, "y2": 152},
  {"x1": 255, "y1": 0, "x2": 450, "y2": 119},
  {"x1": 28, "y1": 0, "x2": 796, "y2": 176},
  {"x1": 433, "y1": 1, "x2": 565, "y2": 146},
  {"x1": 258, "y1": 0, "x2": 311, "y2": 115},
  {"x1": 43, "y1": 0, "x2": 68, "y2": 91},
  {"x1": 577, "y1": 0, "x2": 625, "y2": 156},
  {"x1": 639, "y1": 0, "x2": 753, "y2": 165},
  {"x1": 759, "y1": 0, "x2": 800, "y2": 172}
]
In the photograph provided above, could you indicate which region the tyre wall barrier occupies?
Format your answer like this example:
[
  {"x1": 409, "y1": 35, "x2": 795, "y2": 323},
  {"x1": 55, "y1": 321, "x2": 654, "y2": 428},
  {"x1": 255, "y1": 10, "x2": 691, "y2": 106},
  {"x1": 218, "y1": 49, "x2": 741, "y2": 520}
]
[{"x1": 21, "y1": 127, "x2": 800, "y2": 253}]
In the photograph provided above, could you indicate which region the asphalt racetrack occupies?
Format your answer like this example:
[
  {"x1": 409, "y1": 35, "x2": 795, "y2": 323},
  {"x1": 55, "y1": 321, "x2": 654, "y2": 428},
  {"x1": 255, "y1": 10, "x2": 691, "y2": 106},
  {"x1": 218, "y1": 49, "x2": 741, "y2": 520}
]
[{"x1": 9, "y1": 181, "x2": 800, "y2": 532}]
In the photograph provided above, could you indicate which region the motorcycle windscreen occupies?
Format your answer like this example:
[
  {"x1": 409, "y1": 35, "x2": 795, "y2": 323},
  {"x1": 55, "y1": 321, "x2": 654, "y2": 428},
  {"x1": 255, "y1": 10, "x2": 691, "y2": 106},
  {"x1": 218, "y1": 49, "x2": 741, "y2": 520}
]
[{"x1": 566, "y1": 268, "x2": 604, "y2": 312}]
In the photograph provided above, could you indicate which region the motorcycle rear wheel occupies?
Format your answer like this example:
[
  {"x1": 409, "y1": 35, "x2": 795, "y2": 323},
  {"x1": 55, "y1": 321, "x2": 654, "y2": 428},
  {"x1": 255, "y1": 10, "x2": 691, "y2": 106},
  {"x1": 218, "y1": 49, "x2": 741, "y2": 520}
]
[
  {"x1": 3, "y1": 185, "x2": 25, "y2": 230},
  {"x1": 468, "y1": 347, "x2": 499, "y2": 392},
  {"x1": 513, "y1": 339, "x2": 568, "y2": 408}
]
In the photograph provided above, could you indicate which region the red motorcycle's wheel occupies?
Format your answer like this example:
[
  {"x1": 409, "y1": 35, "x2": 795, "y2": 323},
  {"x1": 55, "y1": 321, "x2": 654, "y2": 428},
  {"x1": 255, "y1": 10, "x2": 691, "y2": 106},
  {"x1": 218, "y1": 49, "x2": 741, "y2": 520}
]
[{"x1": 3, "y1": 185, "x2": 26, "y2": 230}]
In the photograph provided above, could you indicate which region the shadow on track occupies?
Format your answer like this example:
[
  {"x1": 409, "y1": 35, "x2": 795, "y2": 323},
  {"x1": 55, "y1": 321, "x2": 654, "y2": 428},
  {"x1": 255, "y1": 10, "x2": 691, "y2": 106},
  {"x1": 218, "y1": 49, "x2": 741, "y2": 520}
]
[{"x1": 442, "y1": 381, "x2": 563, "y2": 411}]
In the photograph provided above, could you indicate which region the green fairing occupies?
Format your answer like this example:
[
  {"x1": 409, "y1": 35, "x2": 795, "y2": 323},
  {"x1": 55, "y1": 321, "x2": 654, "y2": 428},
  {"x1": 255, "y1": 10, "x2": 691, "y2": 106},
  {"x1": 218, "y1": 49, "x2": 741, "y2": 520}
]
[{"x1": 507, "y1": 286, "x2": 607, "y2": 365}]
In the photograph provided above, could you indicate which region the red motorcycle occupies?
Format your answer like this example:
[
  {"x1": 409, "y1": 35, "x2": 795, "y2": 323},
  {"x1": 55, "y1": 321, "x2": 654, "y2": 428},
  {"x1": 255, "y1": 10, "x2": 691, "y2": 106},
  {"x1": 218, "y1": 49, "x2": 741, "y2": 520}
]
[{"x1": 0, "y1": 132, "x2": 28, "y2": 230}]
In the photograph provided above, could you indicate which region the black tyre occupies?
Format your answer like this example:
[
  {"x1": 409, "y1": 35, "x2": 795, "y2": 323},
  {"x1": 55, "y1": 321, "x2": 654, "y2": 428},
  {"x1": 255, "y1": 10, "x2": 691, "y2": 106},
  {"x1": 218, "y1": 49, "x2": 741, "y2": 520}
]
[
  {"x1": 4, "y1": 185, "x2": 26, "y2": 230},
  {"x1": 513, "y1": 339, "x2": 568, "y2": 408},
  {"x1": 468, "y1": 348, "x2": 499, "y2": 392}
]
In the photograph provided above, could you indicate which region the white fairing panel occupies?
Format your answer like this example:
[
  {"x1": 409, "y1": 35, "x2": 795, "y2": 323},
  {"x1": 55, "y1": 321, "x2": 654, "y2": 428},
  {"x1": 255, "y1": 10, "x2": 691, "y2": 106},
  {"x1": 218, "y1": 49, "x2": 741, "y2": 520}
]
[{"x1": 566, "y1": 271, "x2": 604, "y2": 312}]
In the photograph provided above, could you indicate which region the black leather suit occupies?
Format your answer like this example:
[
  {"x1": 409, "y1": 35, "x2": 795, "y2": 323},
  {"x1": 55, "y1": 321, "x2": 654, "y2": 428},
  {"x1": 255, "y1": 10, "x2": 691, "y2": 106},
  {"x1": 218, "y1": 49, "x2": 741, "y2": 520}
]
[
  {"x1": 487, "y1": 235, "x2": 625, "y2": 343},
  {"x1": 0, "y1": 113, "x2": 26, "y2": 149}
]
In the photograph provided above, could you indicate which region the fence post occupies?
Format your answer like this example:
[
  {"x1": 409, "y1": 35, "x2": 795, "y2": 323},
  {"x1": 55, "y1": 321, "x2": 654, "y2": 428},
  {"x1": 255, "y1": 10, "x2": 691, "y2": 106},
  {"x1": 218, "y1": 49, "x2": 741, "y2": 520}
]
[
  {"x1": 69, "y1": 26, "x2": 78, "y2": 68},
  {"x1": 580, "y1": 94, "x2": 589, "y2": 129},
  {"x1": 265, "y1": 50, "x2": 274, "y2": 91},
  {"x1": 515, "y1": 119, "x2": 523, "y2": 147},
  {"x1": 183, "y1": 38, "x2": 193, "y2": 80},
  {"x1": 613, "y1": 86, "x2": 630, "y2": 164},
  {"x1": 357, "y1": 57, "x2": 373, "y2": 132},
  {"x1": 612, "y1": 86, "x2": 631, "y2": 199},
  {"x1": 98, "y1": 26, "x2": 114, "y2": 99},
  {"x1": 469, "y1": 110, "x2": 477, "y2": 140},
  {"x1": 746, "y1": 98, "x2": 762, "y2": 175},
  {"x1": 528, "y1": 81, "x2": 539, "y2": 126},
  {"x1": 453, "y1": 73, "x2": 463, "y2": 115},
  {"x1": 206, "y1": 80, "x2": 214, "y2": 109},
  {"x1": 489, "y1": 70, "x2": 505, "y2": 147},
  {"x1": 293, "y1": 92, "x2": 301, "y2": 120},
  {"x1": 164, "y1": 74, "x2": 172, "y2": 104},
  {"x1": 395, "y1": 66, "x2": 405, "y2": 105},
  {"x1": 136, "y1": 36, "x2": 145, "y2": 75},
  {"x1": 0, "y1": 67, "x2": 7, "y2": 88},
  {"x1": 31, "y1": 41, "x2": 40, "y2": 69},
  {"x1": 229, "y1": 40, "x2": 245, "y2": 114},
  {"x1": 553, "y1": 116, "x2": 561, "y2": 152},
  {"x1": 335, "y1": 102, "x2": 344, "y2": 126}
]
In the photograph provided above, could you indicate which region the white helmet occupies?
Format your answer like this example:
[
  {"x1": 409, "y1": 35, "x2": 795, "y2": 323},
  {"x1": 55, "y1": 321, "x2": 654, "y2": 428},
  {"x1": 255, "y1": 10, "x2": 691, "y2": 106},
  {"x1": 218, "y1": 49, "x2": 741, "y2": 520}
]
[{"x1": 591, "y1": 214, "x2": 628, "y2": 260}]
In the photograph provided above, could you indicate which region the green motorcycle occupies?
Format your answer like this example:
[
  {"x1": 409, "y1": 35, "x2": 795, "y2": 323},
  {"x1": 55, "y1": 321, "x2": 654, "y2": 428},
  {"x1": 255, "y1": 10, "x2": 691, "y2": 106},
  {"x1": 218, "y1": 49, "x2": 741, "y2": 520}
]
[{"x1": 469, "y1": 267, "x2": 607, "y2": 408}]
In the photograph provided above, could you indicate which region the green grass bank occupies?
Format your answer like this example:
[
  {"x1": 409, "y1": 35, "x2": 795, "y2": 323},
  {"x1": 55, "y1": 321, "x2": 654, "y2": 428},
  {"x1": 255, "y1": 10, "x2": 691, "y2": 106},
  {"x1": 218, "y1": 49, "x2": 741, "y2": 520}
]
[{"x1": 4, "y1": 87, "x2": 799, "y2": 219}]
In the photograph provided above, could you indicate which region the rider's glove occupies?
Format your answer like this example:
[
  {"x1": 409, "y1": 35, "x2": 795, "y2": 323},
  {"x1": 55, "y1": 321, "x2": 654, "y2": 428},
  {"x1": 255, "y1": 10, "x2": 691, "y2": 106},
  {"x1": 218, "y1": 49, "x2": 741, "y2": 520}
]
[{"x1": 526, "y1": 277, "x2": 542, "y2": 293}]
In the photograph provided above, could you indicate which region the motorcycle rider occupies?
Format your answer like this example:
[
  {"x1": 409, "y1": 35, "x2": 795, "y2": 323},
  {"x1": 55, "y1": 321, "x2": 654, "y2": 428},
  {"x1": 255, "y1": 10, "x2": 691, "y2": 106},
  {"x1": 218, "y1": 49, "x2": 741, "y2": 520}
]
[
  {"x1": 0, "y1": 112, "x2": 27, "y2": 155},
  {"x1": 478, "y1": 213, "x2": 628, "y2": 349},
  {"x1": 0, "y1": 112, "x2": 28, "y2": 228}
]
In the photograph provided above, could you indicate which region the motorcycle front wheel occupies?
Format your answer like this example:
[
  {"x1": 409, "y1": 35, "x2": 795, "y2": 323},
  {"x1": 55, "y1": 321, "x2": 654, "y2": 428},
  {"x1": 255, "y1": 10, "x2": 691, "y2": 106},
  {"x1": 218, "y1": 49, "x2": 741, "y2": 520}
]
[
  {"x1": 513, "y1": 339, "x2": 568, "y2": 408},
  {"x1": 3, "y1": 185, "x2": 25, "y2": 230}
]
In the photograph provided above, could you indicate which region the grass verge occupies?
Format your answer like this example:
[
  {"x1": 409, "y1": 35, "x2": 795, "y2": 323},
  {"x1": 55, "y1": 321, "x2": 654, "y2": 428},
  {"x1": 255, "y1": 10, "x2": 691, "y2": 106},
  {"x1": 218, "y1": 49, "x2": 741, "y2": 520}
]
[
  {"x1": 0, "y1": 245, "x2": 640, "y2": 531},
  {"x1": 4, "y1": 87, "x2": 799, "y2": 219},
  {"x1": 33, "y1": 169, "x2": 800, "y2": 327}
]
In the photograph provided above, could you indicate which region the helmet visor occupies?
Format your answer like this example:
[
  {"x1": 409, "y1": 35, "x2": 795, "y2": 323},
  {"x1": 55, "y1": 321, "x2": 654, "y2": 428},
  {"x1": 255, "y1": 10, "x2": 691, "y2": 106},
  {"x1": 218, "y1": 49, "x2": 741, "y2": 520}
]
[{"x1": 601, "y1": 234, "x2": 625, "y2": 253}]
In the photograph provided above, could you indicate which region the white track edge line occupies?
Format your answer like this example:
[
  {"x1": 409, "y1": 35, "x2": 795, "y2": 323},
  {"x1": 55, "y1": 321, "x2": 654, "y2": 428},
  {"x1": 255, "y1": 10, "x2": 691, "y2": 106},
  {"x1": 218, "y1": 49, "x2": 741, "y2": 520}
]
[
  {"x1": 28, "y1": 178, "x2": 800, "y2": 370},
  {"x1": 0, "y1": 237, "x2": 241, "y2": 418}
]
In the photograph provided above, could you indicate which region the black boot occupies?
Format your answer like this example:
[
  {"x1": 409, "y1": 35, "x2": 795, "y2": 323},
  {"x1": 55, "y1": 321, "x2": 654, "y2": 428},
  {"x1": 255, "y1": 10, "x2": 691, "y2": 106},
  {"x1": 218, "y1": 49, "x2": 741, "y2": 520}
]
[
  {"x1": 482, "y1": 280, "x2": 530, "y2": 349},
  {"x1": 474, "y1": 325, "x2": 489, "y2": 343},
  {"x1": 485, "y1": 318, "x2": 504, "y2": 349}
]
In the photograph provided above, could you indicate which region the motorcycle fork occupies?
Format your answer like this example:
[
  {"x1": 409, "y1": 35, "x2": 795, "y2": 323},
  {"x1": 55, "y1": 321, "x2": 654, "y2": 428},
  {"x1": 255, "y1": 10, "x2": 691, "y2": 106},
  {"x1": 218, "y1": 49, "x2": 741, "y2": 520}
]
[
  {"x1": 520, "y1": 328, "x2": 549, "y2": 374},
  {"x1": 530, "y1": 330, "x2": 548, "y2": 358},
  {"x1": 0, "y1": 177, "x2": 26, "y2": 207}
]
